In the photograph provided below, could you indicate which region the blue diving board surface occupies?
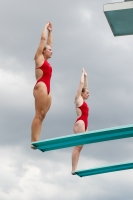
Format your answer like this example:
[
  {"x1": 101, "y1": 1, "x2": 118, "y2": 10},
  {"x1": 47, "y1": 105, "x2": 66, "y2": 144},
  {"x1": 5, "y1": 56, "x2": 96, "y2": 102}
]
[
  {"x1": 104, "y1": 1, "x2": 133, "y2": 36},
  {"x1": 74, "y1": 162, "x2": 133, "y2": 177},
  {"x1": 31, "y1": 124, "x2": 133, "y2": 152}
]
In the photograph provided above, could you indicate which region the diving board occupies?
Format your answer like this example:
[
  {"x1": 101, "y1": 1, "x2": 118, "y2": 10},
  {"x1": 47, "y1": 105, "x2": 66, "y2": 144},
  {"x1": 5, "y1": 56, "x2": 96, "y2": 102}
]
[
  {"x1": 74, "y1": 162, "x2": 133, "y2": 177},
  {"x1": 104, "y1": 1, "x2": 133, "y2": 36},
  {"x1": 31, "y1": 124, "x2": 133, "y2": 152}
]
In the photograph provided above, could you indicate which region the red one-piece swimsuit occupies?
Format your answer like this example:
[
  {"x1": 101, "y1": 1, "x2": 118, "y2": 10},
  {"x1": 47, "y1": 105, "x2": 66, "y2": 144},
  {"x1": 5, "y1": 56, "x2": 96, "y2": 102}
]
[
  {"x1": 75, "y1": 101, "x2": 89, "y2": 131},
  {"x1": 35, "y1": 60, "x2": 52, "y2": 94}
]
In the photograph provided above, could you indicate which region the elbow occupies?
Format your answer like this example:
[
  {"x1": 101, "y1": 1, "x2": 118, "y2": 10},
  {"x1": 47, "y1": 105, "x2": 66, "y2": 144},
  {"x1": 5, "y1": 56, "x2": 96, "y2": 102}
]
[{"x1": 41, "y1": 37, "x2": 46, "y2": 41}]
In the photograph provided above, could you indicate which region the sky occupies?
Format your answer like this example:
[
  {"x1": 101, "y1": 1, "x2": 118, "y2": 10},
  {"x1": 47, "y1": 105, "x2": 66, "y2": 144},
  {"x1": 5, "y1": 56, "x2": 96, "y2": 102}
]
[{"x1": 0, "y1": 0, "x2": 133, "y2": 199}]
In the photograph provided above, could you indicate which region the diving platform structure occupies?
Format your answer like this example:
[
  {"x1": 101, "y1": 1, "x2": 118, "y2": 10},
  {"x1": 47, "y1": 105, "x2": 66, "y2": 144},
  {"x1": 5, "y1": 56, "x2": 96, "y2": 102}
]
[
  {"x1": 74, "y1": 162, "x2": 133, "y2": 177},
  {"x1": 32, "y1": 124, "x2": 133, "y2": 177},
  {"x1": 32, "y1": 124, "x2": 133, "y2": 152},
  {"x1": 104, "y1": 0, "x2": 133, "y2": 36}
]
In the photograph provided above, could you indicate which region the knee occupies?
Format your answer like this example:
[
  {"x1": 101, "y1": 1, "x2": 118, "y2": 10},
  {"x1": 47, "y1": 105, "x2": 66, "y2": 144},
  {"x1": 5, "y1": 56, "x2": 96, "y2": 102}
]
[
  {"x1": 75, "y1": 146, "x2": 83, "y2": 153},
  {"x1": 36, "y1": 110, "x2": 46, "y2": 122}
]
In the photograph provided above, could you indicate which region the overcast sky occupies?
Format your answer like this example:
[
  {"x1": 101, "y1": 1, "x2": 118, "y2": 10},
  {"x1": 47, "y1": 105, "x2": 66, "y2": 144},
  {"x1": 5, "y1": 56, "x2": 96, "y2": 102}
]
[{"x1": 0, "y1": 0, "x2": 133, "y2": 199}]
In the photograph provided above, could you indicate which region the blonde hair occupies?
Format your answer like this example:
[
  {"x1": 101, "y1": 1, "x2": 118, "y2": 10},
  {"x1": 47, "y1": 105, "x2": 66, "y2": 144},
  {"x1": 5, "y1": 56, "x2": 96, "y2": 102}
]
[
  {"x1": 34, "y1": 44, "x2": 51, "y2": 60},
  {"x1": 43, "y1": 44, "x2": 51, "y2": 51}
]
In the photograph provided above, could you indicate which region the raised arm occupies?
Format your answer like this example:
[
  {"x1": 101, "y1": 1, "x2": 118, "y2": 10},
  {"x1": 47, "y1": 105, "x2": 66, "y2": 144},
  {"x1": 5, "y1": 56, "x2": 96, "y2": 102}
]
[
  {"x1": 47, "y1": 22, "x2": 52, "y2": 47},
  {"x1": 34, "y1": 23, "x2": 49, "y2": 59},
  {"x1": 75, "y1": 68, "x2": 85, "y2": 100},
  {"x1": 84, "y1": 70, "x2": 88, "y2": 89}
]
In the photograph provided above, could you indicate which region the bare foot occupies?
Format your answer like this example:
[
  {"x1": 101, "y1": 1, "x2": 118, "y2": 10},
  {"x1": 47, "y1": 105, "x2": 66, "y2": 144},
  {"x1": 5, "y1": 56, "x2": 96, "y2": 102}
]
[
  {"x1": 71, "y1": 170, "x2": 76, "y2": 175},
  {"x1": 31, "y1": 145, "x2": 37, "y2": 150}
]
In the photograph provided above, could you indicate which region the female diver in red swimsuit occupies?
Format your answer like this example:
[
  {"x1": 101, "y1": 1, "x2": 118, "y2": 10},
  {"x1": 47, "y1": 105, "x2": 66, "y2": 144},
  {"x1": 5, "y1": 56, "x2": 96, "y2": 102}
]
[
  {"x1": 31, "y1": 22, "x2": 52, "y2": 149},
  {"x1": 71, "y1": 68, "x2": 90, "y2": 173}
]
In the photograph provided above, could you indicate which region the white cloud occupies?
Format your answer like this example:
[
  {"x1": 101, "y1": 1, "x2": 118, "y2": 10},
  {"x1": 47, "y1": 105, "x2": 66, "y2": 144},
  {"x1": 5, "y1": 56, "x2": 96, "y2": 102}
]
[
  {"x1": 0, "y1": 146, "x2": 133, "y2": 200},
  {"x1": 79, "y1": 8, "x2": 92, "y2": 21},
  {"x1": 0, "y1": 59, "x2": 33, "y2": 109}
]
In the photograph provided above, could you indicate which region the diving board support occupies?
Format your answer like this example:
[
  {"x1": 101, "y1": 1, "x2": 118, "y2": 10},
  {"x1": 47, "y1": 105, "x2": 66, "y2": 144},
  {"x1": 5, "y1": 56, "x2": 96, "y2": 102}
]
[
  {"x1": 32, "y1": 124, "x2": 133, "y2": 152},
  {"x1": 104, "y1": 1, "x2": 133, "y2": 36},
  {"x1": 74, "y1": 162, "x2": 133, "y2": 177}
]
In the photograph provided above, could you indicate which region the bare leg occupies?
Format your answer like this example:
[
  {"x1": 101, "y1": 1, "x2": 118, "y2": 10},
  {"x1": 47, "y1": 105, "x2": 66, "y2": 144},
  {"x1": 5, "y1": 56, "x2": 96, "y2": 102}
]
[
  {"x1": 71, "y1": 146, "x2": 83, "y2": 174},
  {"x1": 31, "y1": 82, "x2": 52, "y2": 148},
  {"x1": 71, "y1": 120, "x2": 85, "y2": 174},
  {"x1": 31, "y1": 113, "x2": 44, "y2": 142}
]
